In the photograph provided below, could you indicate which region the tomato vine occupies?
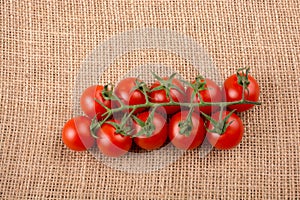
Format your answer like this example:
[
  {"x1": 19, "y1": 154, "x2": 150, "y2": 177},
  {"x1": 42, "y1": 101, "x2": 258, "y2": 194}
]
[
  {"x1": 62, "y1": 67, "x2": 261, "y2": 154},
  {"x1": 89, "y1": 67, "x2": 260, "y2": 138}
]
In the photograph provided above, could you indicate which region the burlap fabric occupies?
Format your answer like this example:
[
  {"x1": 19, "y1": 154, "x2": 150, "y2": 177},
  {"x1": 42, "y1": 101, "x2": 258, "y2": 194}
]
[{"x1": 1, "y1": 1, "x2": 299, "y2": 199}]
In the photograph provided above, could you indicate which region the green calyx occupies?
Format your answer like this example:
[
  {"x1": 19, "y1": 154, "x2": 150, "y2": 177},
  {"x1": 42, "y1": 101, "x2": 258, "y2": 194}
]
[
  {"x1": 178, "y1": 107, "x2": 194, "y2": 136},
  {"x1": 101, "y1": 83, "x2": 114, "y2": 100},
  {"x1": 131, "y1": 107, "x2": 157, "y2": 138},
  {"x1": 131, "y1": 79, "x2": 150, "y2": 94},
  {"x1": 133, "y1": 122, "x2": 155, "y2": 138},
  {"x1": 107, "y1": 111, "x2": 135, "y2": 137},
  {"x1": 193, "y1": 75, "x2": 207, "y2": 92},
  {"x1": 237, "y1": 67, "x2": 250, "y2": 89},
  {"x1": 106, "y1": 121, "x2": 133, "y2": 136},
  {"x1": 150, "y1": 72, "x2": 185, "y2": 101},
  {"x1": 180, "y1": 75, "x2": 207, "y2": 104},
  {"x1": 201, "y1": 109, "x2": 236, "y2": 135},
  {"x1": 90, "y1": 119, "x2": 101, "y2": 139}
]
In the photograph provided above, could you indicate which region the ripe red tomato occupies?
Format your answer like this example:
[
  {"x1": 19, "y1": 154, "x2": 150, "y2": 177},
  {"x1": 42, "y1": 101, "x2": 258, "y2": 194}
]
[
  {"x1": 133, "y1": 111, "x2": 168, "y2": 150},
  {"x1": 222, "y1": 73, "x2": 260, "y2": 112},
  {"x1": 114, "y1": 78, "x2": 147, "y2": 114},
  {"x1": 96, "y1": 120, "x2": 132, "y2": 157},
  {"x1": 62, "y1": 116, "x2": 95, "y2": 151},
  {"x1": 149, "y1": 78, "x2": 186, "y2": 115},
  {"x1": 206, "y1": 111, "x2": 244, "y2": 150},
  {"x1": 80, "y1": 85, "x2": 112, "y2": 120},
  {"x1": 186, "y1": 78, "x2": 222, "y2": 114},
  {"x1": 169, "y1": 111, "x2": 206, "y2": 150}
]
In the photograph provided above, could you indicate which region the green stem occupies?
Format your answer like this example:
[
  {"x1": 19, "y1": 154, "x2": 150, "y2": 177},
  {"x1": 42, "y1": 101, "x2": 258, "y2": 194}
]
[
  {"x1": 108, "y1": 99, "x2": 261, "y2": 114},
  {"x1": 92, "y1": 98, "x2": 260, "y2": 135},
  {"x1": 218, "y1": 105, "x2": 224, "y2": 123}
]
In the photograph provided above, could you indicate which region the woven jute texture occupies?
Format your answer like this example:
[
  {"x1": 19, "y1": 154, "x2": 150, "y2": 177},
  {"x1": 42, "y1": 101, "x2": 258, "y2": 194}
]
[{"x1": 1, "y1": 1, "x2": 299, "y2": 199}]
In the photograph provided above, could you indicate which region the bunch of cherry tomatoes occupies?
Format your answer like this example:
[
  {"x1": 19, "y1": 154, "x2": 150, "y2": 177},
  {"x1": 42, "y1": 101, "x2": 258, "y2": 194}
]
[{"x1": 62, "y1": 68, "x2": 260, "y2": 157}]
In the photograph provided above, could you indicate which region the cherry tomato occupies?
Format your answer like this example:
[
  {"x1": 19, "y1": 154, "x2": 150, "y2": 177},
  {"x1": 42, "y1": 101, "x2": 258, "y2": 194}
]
[
  {"x1": 206, "y1": 111, "x2": 244, "y2": 150},
  {"x1": 62, "y1": 116, "x2": 95, "y2": 151},
  {"x1": 114, "y1": 77, "x2": 147, "y2": 114},
  {"x1": 97, "y1": 120, "x2": 132, "y2": 157},
  {"x1": 133, "y1": 111, "x2": 168, "y2": 150},
  {"x1": 186, "y1": 78, "x2": 222, "y2": 114},
  {"x1": 149, "y1": 78, "x2": 186, "y2": 115},
  {"x1": 169, "y1": 111, "x2": 206, "y2": 150},
  {"x1": 222, "y1": 73, "x2": 260, "y2": 112},
  {"x1": 80, "y1": 85, "x2": 112, "y2": 120}
]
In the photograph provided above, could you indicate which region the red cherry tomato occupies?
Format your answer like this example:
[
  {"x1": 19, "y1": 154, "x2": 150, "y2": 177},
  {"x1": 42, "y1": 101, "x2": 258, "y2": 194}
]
[
  {"x1": 169, "y1": 111, "x2": 206, "y2": 150},
  {"x1": 62, "y1": 116, "x2": 95, "y2": 151},
  {"x1": 80, "y1": 85, "x2": 112, "y2": 120},
  {"x1": 186, "y1": 78, "x2": 222, "y2": 114},
  {"x1": 114, "y1": 78, "x2": 147, "y2": 114},
  {"x1": 133, "y1": 111, "x2": 168, "y2": 150},
  {"x1": 206, "y1": 111, "x2": 244, "y2": 150},
  {"x1": 96, "y1": 120, "x2": 132, "y2": 157},
  {"x1": 149, "y1": 78, "x2": 186, "y2": 115},
  {"x1": 223, "y1": 73, "x2": 260, "y2": 112}
]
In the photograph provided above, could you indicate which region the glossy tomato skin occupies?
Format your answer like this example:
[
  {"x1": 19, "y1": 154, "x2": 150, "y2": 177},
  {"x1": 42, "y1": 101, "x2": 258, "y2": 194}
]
[
  {"x1": 206, "y1": 111, "x2": 244, "y2": 150},
  {"x1": 222, "y1": 74, "x2": 260, "y2": 112},
  {"x1": 114, "y1": 78, "x2": 146, "y2": 114},
  {"x1": 186, "y1": 78, "x2": 222, "y2": 115},
  {"x1": 149, "y1": 78, "x2": 186, "y2": 115},
  {"x1": 169, "y1": 111, "x2": 206, "y2": 150},
  {"x1": 97, "y1": 120, "x2": 132, "y2": 157},
  {"x1": 62, "y1": 116, "x2": 95, "y2": 151},
  {"x1": 133, "y1": 111, "x2": 168, "y2": 150},
  {"x1": 80, "y1": 85, "x2": 112, "y2": 120}
]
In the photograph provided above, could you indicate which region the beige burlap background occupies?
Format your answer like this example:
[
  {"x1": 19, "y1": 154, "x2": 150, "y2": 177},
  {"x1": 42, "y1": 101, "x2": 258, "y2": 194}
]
[{"x1": 1, "y1": 0, "x2": 299, "y2": 199}]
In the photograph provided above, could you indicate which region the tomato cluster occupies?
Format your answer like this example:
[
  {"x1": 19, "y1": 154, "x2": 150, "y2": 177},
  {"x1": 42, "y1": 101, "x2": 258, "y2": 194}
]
[{"x1": 62, "y1": 68, "x2": 260, "y2": 157}]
